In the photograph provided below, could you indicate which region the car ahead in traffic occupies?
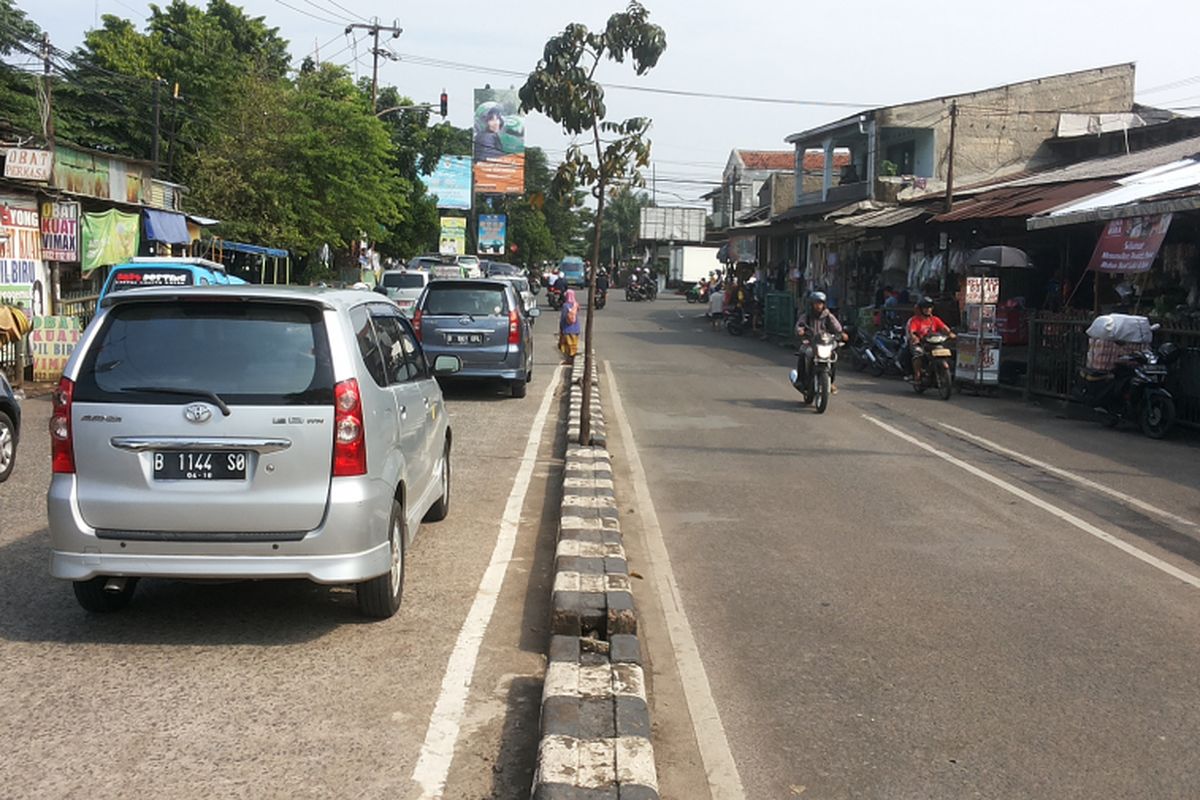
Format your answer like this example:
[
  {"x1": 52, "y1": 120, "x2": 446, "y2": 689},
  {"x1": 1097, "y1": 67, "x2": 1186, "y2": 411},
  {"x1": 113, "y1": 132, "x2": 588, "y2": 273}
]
[
  {"x1": 496, "y1": 275, "x2": 537, "y2": 320},
  {"x1": 559, "y1": 256, "x2": 586, "y2": 287},
  {"x1": 484, "y1": 261, "x2": 521, "y2": 278},
  {"x1": 413, "y1": 279, "x2": 539, "y2": 397},
  {"x1": 379, "y1": 269, "x2": 429, "y2": 316},
  {"x1": 0, "y1": 370, "x2": 19, "y2": 482},
  {"x1": 98, "y1": 257, "x2": 247, "y2": 302},
  {"x1": 47, "y1": 286, "x2": 460, "y2": 618}
]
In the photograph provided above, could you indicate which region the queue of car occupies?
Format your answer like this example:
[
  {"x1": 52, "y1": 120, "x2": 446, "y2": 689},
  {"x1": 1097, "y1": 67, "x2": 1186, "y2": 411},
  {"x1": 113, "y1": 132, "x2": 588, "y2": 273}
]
[{"x1": 32, "y1": 252, "x2": 542, "y2": 619}]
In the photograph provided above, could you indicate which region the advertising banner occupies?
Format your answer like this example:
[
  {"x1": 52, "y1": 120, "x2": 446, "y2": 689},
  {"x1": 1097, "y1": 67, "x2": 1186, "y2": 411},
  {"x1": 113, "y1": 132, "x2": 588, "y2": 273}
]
[
  {"x1": 478, "y1": 214, "x2": 506, "y2": 256},
  {"x1": 965, "y1": 276, "x2": 1000, "y2": 305},
  {"x1": 82, "y1": 209, "x2": 140, "y2": 275},
  {"x1": 424, "y1": 156, "x2": 473, "y2": 210},
  {"x1": 1087, "y1": 213, "x2": 1172, "y2": 273},
  {"x1": 0, "y1": 196, "x2": 48, "y2": 316},
  {"x1": 473, "y1": 88, "x2": 525, "y2": 194},
  {"x1": 4, "y1": 148, "x2": 52, "y2": 182},
  {"x1": 439, "y1": 216, "x2": 467, "y2": 255},
  {"x1": 30, "y1": 315, "x2": 82, "y2": 381},
  {"x1": 41, "y1": 201, "x2": 81, "y2": 262}
]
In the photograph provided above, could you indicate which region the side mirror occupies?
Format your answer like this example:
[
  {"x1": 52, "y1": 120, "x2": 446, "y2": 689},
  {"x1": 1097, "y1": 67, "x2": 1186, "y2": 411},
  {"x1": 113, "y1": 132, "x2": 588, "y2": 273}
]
[
  {"x1": 528, "y1": 306, "x2": 542, "y2": 319},
  {"x1": 373, "y1": 285, "x2": 388, "y2": 296},
  {"x1": 432, "y1": 354, "x2": 462, "y2": 375},
  {"x1": 531, "y1": 284, "x2": 542, "y2": 295}
]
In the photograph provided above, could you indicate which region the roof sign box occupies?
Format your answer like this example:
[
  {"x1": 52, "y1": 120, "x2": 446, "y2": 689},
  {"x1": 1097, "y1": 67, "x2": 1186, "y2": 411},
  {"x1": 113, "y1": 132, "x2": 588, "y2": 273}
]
[{"x1": 639, "y1": 207, "x2": 707, "y2": 243}]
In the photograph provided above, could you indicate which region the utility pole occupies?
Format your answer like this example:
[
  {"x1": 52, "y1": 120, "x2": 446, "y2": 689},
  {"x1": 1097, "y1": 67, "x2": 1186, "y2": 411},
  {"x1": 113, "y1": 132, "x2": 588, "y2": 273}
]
[
  {"x1": 151, "y1": 78, "x2": 161, "y2": 174},
  {"x1": 166, "y1": 82, "x2": 180, "y2": 181},
  {"x1": 39, "y1": 33, "x2": 54, "y2": 144},
  {"x1": 944, "y1": 100, "x2": 958, "y2": 213},
  {"x1": 345, "y1": 20, "x2": 402, "y2": 111}
]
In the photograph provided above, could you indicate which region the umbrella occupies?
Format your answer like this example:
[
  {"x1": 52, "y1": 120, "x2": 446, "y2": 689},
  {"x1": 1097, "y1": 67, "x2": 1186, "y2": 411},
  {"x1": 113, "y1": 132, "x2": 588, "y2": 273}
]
[{"x1": 966, "y1": 245, "x2": 1032, "y2": 269}]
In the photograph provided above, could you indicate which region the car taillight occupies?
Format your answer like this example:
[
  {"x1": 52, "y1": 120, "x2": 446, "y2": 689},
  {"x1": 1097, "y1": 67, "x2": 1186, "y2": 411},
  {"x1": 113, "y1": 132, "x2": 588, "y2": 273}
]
[
  {"x1": 413, "y1": 309, "x2": 423, "y2": 341},
  {"x1": 332, "y1": 378, "x2": 366, "y2": 477},
  {"x1": 508, "y1": 310, "x2": 520, "y2": 345},
  {"x1": 50, "y1": 377, "x2": 75, "y2": 474}
]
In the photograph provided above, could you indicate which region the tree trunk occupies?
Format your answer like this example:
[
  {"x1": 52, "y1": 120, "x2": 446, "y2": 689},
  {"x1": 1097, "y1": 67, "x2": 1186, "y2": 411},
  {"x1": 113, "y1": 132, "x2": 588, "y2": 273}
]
[{"x1": 579, "y1": 184, "x2": 606, "y2": 445}]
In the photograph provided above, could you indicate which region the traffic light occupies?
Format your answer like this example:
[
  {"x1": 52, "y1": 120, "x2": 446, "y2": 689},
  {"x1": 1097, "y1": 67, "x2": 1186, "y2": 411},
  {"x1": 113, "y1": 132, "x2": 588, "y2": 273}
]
[{"x1": 439, "y1": 90, "x2": 448, "y2": 118}]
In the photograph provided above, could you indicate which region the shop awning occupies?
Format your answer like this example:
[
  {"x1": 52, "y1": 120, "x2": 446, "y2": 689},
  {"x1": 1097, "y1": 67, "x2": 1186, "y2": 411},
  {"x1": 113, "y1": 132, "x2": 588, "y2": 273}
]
[
  {"x1": 220, "y1": 241, "x2": 289, "y2": 258},
  {"x1": 143, "y1": 209, "x2": 191, "y2": 244}
]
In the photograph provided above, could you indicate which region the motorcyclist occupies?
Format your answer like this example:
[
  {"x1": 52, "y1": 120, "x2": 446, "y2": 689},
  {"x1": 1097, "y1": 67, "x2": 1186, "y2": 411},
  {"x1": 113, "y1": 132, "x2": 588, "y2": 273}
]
[
  {"x1": 596, "y1": 268, "x2": 610, "y2": 294},
  {"x1": 794, "y1": 291, "x2": 848, "y2": 394},
  {"x1": 905, "y1": 296, "x2": 955, "y2": 383}
]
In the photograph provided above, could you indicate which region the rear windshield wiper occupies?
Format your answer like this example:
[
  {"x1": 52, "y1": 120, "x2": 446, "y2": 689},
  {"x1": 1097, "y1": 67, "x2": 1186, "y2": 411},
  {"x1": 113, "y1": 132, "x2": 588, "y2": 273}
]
[{"x1": 119, "y1": 386, "x2": 232, "y2": 417}]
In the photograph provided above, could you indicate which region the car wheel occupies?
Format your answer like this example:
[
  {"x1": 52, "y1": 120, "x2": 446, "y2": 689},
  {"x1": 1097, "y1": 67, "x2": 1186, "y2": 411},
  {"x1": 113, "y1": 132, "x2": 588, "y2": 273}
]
[
  {"x1": 511, "y1": 377, "x2": 528, "y2": 398},
  {"x1": 424, "y1": 442, "x2": 451, "y2": 522},
  {"x1": 0, "y1": 410, "x2": 15, "y2": 482},
  {"x1": 73, "y1": 576, "x2": 139, "y2": 613},
  {"x1": 357, "y1": 500, "x2": 405, "y2": 618}
]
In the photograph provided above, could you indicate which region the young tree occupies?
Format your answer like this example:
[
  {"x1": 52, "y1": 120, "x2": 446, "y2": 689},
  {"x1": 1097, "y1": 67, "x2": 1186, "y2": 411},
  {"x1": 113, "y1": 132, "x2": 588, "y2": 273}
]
[{"x1": 519, "y1": 2, "x2": 666, "y2": 444}]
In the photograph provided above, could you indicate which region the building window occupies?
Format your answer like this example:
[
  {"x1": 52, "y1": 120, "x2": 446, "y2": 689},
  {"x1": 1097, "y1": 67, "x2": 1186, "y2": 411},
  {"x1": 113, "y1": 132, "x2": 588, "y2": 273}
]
[{"x1": 885, "y1": 140, "x2": 915, "y2": 175}]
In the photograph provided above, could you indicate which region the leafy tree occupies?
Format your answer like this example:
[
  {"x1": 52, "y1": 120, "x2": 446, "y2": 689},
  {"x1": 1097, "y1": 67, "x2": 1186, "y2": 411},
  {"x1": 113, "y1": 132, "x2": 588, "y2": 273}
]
[
  {"x1": 594, "y1": 186, "x2": 651, "y2": 268},
  {"x1": 519, "y1": 1, "x2": 666, "y2": 443},
  {"x1": 0, "y1": 0, "x2": 42, "y2": 135}
]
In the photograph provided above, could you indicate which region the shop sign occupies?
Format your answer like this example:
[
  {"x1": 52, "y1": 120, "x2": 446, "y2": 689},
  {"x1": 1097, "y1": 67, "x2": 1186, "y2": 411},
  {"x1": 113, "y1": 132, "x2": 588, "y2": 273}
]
[
  {"x1": 0, "y1": 195, "x2": 48, "y2": 316},
  {"x1": 81, "y1": 209, "x2": 140, "y2": 275},
  {"x1": 30, "y1": 315, "x2": 81, "y2": 381},
  {"x1": 1087, "y1": 213, "x2": 1172, "y2": 273},
  {"x1": 40, "y1": 201, "x2": 80, "y2": 261},
  {"x1": 4, "y1": 148, "x2": 52, "y2": 181},
  {"x1": 965, "y1": 276, "x2": 999, "y2": 304},
  {"x1": 956, "y1": 338, "x2": 1000, "y2": 385}
]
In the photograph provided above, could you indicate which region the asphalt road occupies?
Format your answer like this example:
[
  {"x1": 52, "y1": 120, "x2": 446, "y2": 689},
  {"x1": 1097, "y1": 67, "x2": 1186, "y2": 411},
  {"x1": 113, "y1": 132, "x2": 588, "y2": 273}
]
[
  {"x1": 0, "y1": 314, "x2": 567, "y2": 800},
  {"x1": 600, "y1": 293, "x2": 1200, "y2": 799}
]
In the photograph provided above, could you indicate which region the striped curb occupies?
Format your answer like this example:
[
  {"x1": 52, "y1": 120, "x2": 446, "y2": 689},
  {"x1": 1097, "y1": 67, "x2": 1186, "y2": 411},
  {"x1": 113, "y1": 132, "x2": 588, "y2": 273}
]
[{"x1": 532, "y1": 355, "x2": 658, "y2": 799}]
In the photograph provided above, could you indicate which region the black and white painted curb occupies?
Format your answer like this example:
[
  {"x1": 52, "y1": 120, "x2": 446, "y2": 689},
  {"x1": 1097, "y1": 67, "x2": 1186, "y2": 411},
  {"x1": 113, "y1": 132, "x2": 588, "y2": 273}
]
[{"x1": 532, "y1": 358, "x2": 659, "y2": 799}]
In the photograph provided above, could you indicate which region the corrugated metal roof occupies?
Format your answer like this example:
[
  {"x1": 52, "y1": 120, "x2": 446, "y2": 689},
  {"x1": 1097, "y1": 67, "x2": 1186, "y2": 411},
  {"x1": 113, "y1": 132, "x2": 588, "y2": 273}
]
[
  {"x1": 1043, "y1": 157, "x2": 1200, "y2": 217},
  {"x1": 832, "y1": 205, "x2": 930, "y2": 228},
  {"x1": 1003, "y1": 134, "x2": 1200, "y2": 186},
  {"x1": 932, "y1": 180, "x2": 1116, "y2": 222}
]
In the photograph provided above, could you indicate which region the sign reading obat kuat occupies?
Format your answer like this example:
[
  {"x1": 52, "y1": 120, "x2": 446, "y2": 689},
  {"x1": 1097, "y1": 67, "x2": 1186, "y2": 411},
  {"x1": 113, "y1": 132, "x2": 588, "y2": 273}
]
[
  {"x1": 41, "y1": 201, "x2": 81, "y2": 262},
  {"x1": 30, "y1": 315, "x2": 82, "y2": 381}
]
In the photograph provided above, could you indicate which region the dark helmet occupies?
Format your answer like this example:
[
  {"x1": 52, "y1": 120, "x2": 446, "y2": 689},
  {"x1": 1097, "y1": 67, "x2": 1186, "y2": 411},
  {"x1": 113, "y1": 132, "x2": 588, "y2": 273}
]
[
  {"x1": 1157, "y1": 341, "x2": 1181, "y2": 365},
  {"x1": 917, "y1": 296, "x2": 935, "y2": 309}
]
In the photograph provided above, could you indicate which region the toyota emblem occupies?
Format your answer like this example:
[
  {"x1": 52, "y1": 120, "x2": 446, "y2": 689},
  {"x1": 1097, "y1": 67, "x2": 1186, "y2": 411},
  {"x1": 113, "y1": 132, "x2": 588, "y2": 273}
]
[{"x1": 184, "y1": 403, "x2": 213, "y2": 424}]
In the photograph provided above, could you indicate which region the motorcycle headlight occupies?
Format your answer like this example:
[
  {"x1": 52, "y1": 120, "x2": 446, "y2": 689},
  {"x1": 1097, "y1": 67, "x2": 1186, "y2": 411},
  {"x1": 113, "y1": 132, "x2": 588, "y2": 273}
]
[{"x1": 817, "y1": 344, "x2": 835, "y2": 358}]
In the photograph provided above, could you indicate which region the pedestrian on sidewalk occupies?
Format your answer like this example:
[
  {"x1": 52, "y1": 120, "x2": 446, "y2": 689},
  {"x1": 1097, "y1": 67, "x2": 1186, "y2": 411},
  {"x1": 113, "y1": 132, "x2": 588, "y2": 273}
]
[{"x1": 558, "y1": 288, "x2": 581, "y2": 364}]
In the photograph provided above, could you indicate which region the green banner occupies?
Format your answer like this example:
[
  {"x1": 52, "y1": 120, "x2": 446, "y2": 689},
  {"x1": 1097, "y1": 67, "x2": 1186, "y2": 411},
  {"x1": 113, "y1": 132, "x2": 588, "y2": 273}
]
[{"x1": 81, "y1": 209, "x2": 140, "y2": 275}]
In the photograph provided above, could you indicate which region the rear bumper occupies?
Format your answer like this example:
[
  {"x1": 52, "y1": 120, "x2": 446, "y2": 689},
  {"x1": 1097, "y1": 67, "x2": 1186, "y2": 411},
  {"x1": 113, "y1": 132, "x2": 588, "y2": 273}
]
[
  {"x1": 47, "y1": 473, "x2": 394, "y2": 584},
  {"x1": 422, "y1": 343, "x2": 526, "y2": 381}
]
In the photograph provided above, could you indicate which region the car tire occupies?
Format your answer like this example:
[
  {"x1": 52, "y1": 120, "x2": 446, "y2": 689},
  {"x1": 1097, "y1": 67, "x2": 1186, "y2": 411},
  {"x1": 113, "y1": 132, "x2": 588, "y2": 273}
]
[
  {"x1": 424, "y1": 442, "x2": 451, "y2": 522},
  {"x1": 511, "y1": 377, "x2": 528, "y2": 398},
  {"x1": 357, "y1": 500, "x2": 405, "y2": 619},
  {"x1": 73, "y1": 576, "x2": 139, "y2": 612},
  {"x1": 0, "y1": 410, "x2": 15, "y2": 482}
]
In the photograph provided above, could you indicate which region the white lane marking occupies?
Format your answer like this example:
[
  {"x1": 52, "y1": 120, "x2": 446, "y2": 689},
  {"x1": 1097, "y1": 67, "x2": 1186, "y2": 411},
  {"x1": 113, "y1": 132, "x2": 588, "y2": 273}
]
[
  {"x1": 864, "y1": 415, "x2": 1200, "y2": 590},
  {"x1": 410, "y1": 364, "x2": 563, "y2": 799},
  {"x1": 605, "y1": 360, "x2": 748, "y2": 800},
  {"x1": 939, "y1": 422, "x2": 1199, "y2": 531}
]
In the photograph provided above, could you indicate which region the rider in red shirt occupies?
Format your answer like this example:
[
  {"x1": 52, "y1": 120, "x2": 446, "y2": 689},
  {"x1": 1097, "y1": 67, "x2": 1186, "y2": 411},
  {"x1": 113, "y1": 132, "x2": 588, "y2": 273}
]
[{"x1": 905, "y1": 297, "x2": 955, "y2": 382}]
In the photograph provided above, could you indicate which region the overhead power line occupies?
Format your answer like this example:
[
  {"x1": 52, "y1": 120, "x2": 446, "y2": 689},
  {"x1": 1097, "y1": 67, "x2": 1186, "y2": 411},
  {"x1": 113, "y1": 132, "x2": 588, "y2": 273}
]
[{"x1": 273, "y1": 0, "x2": 344, "y2": 26}]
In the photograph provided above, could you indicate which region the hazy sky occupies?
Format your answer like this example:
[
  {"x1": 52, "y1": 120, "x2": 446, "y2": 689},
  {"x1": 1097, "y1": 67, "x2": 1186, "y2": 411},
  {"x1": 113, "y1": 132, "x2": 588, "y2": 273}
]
[{"x1": 32, "y1": 0, "x2": 1200, "y2": 205}]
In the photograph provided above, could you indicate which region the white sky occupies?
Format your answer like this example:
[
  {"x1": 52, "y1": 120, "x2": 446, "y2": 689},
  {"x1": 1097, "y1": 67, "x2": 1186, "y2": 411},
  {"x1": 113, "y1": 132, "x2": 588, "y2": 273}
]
[{"x1": 34, "y1": 0, "x2": 1200, "y2": 205}]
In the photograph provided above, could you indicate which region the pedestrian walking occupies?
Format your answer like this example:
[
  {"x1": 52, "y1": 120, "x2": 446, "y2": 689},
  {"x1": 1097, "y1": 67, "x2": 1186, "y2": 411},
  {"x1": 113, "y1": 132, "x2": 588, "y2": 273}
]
[{"x1": 558, "y1": 288, "x2": 581, "y2": 364}]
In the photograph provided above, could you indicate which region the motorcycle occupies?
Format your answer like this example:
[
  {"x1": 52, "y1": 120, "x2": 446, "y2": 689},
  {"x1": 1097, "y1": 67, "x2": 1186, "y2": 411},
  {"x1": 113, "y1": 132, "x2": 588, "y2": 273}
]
[
  {"x1": 1074, "y1": 341, "x2": 1179, "y2": 439},
  {"x1": 789, "y1": 331, "x2": 840, "y2": 414},
  {"x1": 724, "y1": 306, "x2": 752, "y2": 336},
  {"x1": 594, "y1": 287, "x2": 608, "y2": 310},
  {"x1": 911, "y1": 332, "x2": 955, "y2": 400},
  {"x1": 844, "y1": 325, "x2": 875, "y2": 372},
  {"x1": 686, "y1": 283, "x2": 703, "y2": 304},
  {"x1": 868, "y1": 325, "x2": 906, "y2": 377},
  {"x1": 625, "y1": 281, "x2": 652, "y2": 302},
  {"x1": 547, "y1": 285, "x2": 564, "y2": 310}
]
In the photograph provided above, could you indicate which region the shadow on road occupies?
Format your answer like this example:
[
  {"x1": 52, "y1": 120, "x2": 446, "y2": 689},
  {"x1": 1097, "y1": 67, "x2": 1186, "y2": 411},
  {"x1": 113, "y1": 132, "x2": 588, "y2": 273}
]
[
  {"x1": 0, "y1": 529, "x2": 360, "y2": 646},
  {"x1": 489, "y1": 676, "x2": 544, "y2": 798}
]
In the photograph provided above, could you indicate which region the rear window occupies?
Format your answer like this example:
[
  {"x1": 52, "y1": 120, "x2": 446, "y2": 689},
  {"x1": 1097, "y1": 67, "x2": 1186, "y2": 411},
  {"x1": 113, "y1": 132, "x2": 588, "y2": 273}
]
[
  {"x1": 423, "y1": 286, "x2": 508, "y2": 317},
  {"x1": 74, "y1": 301, "x2": 334, "y2": 405},
  {"x1": 108, "y1": 267, "x2": 194, "y2": 292},
  {"x1": 382, "y1": 272, "x2": 426, "y2": 289},
  {"x1": 508, "y1": 278, "x2": 530, "y2": 293}
]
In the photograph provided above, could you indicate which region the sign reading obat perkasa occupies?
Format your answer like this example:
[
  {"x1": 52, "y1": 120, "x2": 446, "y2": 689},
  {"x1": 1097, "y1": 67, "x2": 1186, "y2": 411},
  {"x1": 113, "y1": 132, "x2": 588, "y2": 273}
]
[
  {"x1": 4, "y1": 148, "x2": 53, "y2": 182},
  {"x1": 1087, "y1": 213, "x2": 1173, "y2": 273}
]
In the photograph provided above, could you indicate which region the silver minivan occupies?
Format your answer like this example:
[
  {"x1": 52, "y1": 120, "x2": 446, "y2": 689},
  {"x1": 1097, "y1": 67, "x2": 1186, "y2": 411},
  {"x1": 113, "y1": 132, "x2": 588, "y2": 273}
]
[{"x1": 47, "y1": 286, "x2": 458, "y2": 618}]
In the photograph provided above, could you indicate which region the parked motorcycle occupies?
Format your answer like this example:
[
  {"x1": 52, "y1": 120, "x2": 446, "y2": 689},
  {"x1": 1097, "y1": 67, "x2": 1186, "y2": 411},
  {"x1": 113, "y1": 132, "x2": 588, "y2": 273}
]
[
  {"x1": 868, "y1": 326, "x2": 906, "y2": 377},
  {"x1": 789, "y1": 331, "x2": 840, "y2": 414},
  {"x1": 1074, "y1": 341, "x2": 1179, "y2": 438},
  {"x1": 845, "y1": 325, "x2": 875, "y2": 372},
  {"x1": 911, "y1": 332, "x2": 955, "y2": 400}
]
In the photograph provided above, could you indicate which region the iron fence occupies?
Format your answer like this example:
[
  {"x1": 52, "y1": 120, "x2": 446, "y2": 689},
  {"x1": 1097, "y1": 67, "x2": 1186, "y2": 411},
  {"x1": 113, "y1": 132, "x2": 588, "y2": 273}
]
[{"x1": 1027, "y1": 312, "x2": 1200, "y2": 430}]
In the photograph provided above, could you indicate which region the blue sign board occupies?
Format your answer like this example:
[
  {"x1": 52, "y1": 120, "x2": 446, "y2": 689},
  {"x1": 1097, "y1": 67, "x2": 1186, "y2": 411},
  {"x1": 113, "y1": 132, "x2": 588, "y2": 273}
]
[
  {"x1": 423, "y1": 156, "x2": 472, "y2": 210},
  {"x1": 478, "y1": 214, "x2": 506, "y2": 256}
]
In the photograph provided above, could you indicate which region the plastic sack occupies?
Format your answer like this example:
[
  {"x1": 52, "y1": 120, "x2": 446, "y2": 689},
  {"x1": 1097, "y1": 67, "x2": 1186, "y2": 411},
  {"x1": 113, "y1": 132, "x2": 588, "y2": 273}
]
[{"x1": 1085, "y1": 314, "x2": 1153, "y2": 344}]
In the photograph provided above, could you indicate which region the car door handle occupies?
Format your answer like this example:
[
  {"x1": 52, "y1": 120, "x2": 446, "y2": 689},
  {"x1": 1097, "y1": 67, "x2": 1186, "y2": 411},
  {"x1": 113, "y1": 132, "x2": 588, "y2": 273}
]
[
  {"x1": 399, "y1": 405, "x2": 407, "y2": 420},
  {"x1": 423, "y1": 397, "x2": 430, "y2": 409}
]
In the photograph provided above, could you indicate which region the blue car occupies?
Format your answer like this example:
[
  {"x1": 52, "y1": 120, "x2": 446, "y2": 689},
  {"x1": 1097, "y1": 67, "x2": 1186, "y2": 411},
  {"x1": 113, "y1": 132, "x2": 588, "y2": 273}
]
[{"x1": 99, "y1": 258, "x2": 247, "y2": 303}]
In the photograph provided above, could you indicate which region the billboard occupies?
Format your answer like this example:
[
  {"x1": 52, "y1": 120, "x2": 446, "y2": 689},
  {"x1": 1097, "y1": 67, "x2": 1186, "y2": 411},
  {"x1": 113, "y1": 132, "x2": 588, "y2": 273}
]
[
  {"x1": 1087, "y1": 213, "x2": 1173, "y2": 273},
  {"x1": 424, "y1": 156, "x2": 472, "y2": 210},
  {"x1": 439, "y1": 216, "x2": 467, "y2": 255},
  {"x1": 0, "y1": 195, "x2": 49, "y2": 317},
  {"x1": 473, "y1": 88, "x2": 525, "y2": 195},
  {"x1": 639, "y1": 207, "x2": 707, "y2": 243},
  {"x1": 478, "y1": 214, "x2": 506, "y2": 256},
  {"x1": 41, "y1": 201, "x2": 80, "y2": 262}
]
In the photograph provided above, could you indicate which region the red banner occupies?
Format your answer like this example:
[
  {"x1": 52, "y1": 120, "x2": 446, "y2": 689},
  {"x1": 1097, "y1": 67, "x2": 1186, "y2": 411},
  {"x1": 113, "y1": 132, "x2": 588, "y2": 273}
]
[{"x1": 1086, "y1": 213, "x2": 1172, "y2": 273}]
